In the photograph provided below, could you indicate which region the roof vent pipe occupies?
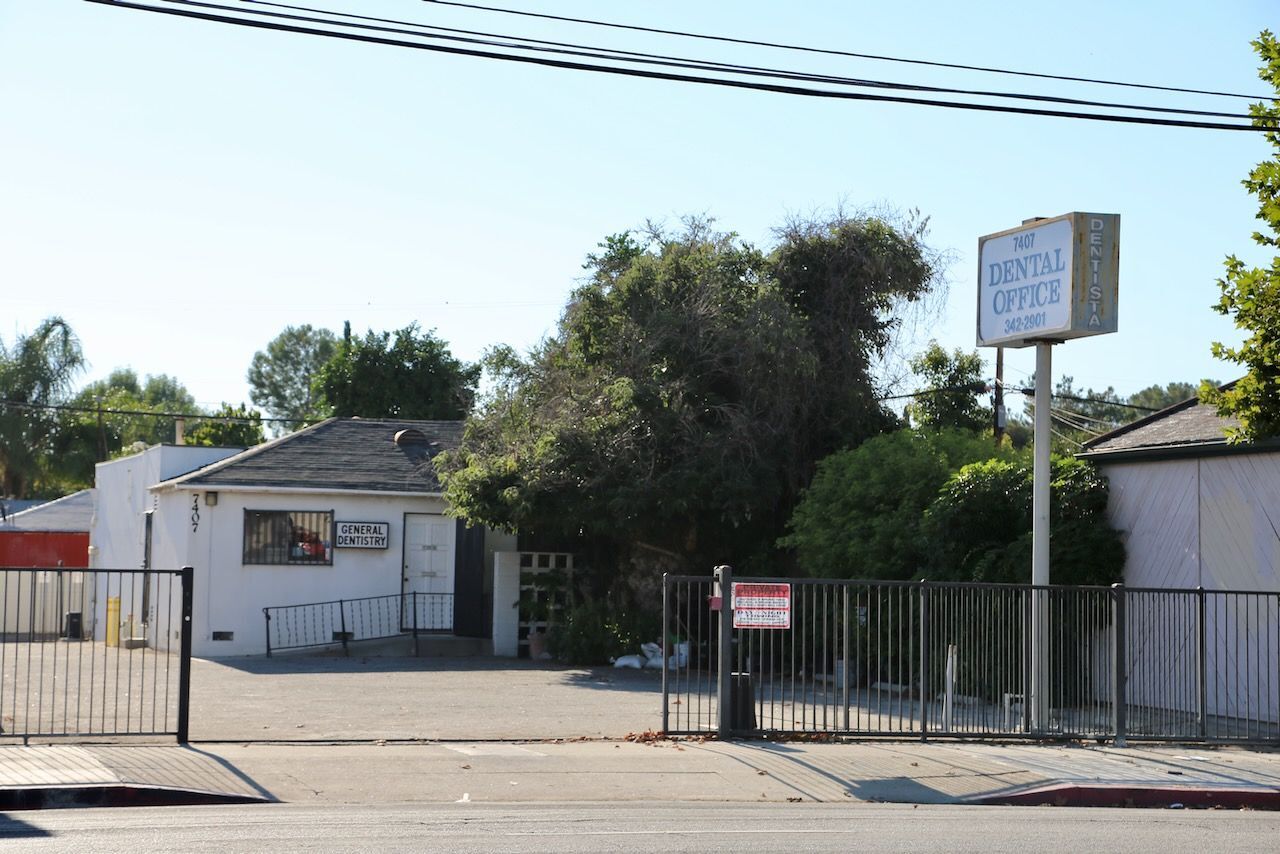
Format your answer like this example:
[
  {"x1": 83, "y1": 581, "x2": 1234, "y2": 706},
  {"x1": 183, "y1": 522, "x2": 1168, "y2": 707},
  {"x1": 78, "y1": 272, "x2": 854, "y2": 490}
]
[{"x1": 394, "y1": 429, "x2": 429, "y2": 447}]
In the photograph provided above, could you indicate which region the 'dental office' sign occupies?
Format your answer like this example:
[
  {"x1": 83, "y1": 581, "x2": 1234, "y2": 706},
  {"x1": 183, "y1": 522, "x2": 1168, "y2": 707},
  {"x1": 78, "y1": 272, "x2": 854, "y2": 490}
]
[{"x1": 977, "y1": 212, "x2": 1119, "y2": 348}]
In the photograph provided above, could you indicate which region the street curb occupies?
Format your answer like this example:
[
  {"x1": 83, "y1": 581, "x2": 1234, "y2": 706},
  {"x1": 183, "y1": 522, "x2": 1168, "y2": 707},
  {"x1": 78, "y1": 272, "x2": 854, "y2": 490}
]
[
  {"x1": 0, "y1": 784, "x2": 269, "y2": 811},
  {"x1": 971, "y1": 784, "x2": 1280, "y2": 810}
]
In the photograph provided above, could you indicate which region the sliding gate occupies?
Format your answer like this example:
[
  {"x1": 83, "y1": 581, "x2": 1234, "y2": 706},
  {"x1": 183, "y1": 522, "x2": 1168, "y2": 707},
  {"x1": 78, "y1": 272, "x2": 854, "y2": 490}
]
[
  {"x1": 0, "y1": 566, "x2": 194, "y2": 743},
  {"x1": 662, "y1": 568, "x2": 1280, "y2": 744}
]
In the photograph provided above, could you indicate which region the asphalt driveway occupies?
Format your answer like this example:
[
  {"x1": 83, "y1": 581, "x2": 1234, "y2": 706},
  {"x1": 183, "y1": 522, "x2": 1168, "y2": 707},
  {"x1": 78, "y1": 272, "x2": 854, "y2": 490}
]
[{"x1": 188, "y1": 653, "x2": 666, "y2": 742}]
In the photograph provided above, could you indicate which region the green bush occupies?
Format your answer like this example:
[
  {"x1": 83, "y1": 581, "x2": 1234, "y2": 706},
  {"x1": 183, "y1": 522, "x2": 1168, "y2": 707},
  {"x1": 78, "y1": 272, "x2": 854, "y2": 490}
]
[
  {"x1": 781, "y1": 428, "x2": 1015, "y2": 579},
  {"x1": 548, "y1": 598, "x2": 660, "y2": 665},
  {"x1": 922, "y1": 456, "x2": 1124, "y2": 586}
]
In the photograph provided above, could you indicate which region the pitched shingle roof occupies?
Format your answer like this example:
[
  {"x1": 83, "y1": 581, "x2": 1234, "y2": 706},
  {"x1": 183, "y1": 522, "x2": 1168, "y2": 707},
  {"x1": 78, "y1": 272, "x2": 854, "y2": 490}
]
[
  {"x1": 1078, "y1": 382, "x2": 1280, "y2": 461},
  {"x1": 158, "y1": 418, "x2": 463, "y2": 494},
  {"x1": 0, "y1": 489, "x2": 94, "y2": 532}
]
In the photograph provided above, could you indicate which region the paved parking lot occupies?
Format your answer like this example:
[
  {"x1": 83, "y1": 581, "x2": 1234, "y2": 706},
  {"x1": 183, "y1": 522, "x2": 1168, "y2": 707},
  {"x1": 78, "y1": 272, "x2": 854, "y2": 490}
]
[{"x1": 188, "y1": 653, "x2": 666, "y2": 742}]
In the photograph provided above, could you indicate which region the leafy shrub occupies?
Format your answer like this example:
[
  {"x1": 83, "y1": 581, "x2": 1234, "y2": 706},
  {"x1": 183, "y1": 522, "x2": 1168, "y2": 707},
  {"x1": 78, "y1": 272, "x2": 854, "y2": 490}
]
[
  {"x1": 548, "y1": 597, "x2": 660, "y2": 665},
  {"x1": 922, "y1": 456, "x2": 1124, "y2": 586},
  {"x1": 781, "y1": 428, "x2": 1015, "y2": 579}
]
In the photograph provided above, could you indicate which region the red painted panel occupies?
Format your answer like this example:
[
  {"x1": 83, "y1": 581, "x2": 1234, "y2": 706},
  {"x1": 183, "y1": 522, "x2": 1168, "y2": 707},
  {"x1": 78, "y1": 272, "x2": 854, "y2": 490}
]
[{"x1": 0, "y1": 532, "x2": 90, "y2": 568}]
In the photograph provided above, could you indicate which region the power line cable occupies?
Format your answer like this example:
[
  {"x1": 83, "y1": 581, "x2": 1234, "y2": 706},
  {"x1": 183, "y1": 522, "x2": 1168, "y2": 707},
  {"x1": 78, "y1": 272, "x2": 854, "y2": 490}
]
[
  {"x1": 0, "y1": 397, "x2": 302, "y2": 426},
  {"x1": 1015, "y1": 387, "x2": 1159, "y2": 412},
  {"x1": 1025, "y1": 405, "x2": 1102, "y2": 442},
  {"x1": 419, "y1": 0, "x2": 1274, "y2": 101},
  {"x1": 234, "y1": 0, "x2": 1262, "y2": 122},
  {"x1": 88, "y1": 1, "x2": 1278, "y2": 132},
  {"x1": 1050, "y1": 406, "x2": 1126, "y2": 429},
  {"x1": 1046, "y1": 407, "x2": 1108, "y2": 437},
  {"x1": 877, "y1": 381, "x2": 987, "y2": 403},
  {"x1": 1048, "y1": 425, "x2": 1086, "y2": 449}
]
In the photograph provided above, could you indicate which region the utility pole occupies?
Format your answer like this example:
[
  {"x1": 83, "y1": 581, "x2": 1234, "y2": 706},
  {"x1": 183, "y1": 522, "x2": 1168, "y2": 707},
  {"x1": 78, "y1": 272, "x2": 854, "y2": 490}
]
[
  {"x1": 994, "y1": 347, "x2": 1005, "y2": 448},
  {"x1": 96, "y1": 396, "x2": 107, "y2": 461}
]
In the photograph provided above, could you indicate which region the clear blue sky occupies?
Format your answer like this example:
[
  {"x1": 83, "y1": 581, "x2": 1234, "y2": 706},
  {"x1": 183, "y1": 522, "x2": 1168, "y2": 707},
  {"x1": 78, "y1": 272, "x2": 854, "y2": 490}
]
[{"x1": 2, "y1": 1, "x2": 1275, "y2": 415}]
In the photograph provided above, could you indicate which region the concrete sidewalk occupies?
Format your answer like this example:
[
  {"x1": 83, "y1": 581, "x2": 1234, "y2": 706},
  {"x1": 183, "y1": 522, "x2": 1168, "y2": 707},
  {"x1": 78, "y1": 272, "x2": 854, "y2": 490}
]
[
  {"x1": 3, "y1": 655, "x2": 1280, "y2": 809},
  {"x1": 2, "y1": 739, "x2": 1279, "y2": 809}
]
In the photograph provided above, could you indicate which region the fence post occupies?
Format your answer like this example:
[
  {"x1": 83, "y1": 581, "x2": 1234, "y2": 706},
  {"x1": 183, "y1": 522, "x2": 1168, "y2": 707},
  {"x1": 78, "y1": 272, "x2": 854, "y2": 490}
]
[
  {"x1": 1111, "y1": 583, "x2": 1126, "y2": 747},
  {"x1": 1197, "y1": 586, "x2": 1207, "y2": 740},
  {"x1": 842, "y1": 584, "x2": 851, "y2": 732},
  {"x1": 715, "y1": 565, "x2": 733, "y2": 739},
  {"x1": 661, "y1": 573, "x2": 670, "y2": 735},
  {"x1": 412, "y1": 592, "x2": 420, "y2": 658},
  {"x1": 919, "y1": 580, "x2": 930, "y2": 741},
  {"x1": 1022, "y1": 587, "x2": 1033, "y2": 734},
  {"x1": 264, "y1": 608, "x2": 272, "y2": 658},
  {"x1": 177, "y1": 566, "x2": 194, "y2": 745},
  {"x1": 339, "y1": 599, "x2": 349, "y2": 657}
]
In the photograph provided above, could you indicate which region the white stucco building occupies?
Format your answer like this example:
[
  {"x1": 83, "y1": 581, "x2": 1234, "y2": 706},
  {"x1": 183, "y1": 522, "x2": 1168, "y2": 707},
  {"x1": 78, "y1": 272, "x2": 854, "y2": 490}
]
[{"x1": 90, "y1": 418, "x2": 515, "y2": 656}]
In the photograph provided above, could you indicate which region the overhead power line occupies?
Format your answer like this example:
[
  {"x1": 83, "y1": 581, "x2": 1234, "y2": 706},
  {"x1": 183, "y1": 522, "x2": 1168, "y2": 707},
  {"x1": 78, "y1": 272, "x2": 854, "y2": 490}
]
[
  {"x1": 877, "y1": 382, "x2": 988, "y2": 403},
  {"x1": 1048, "y1": 426, "x2": 1086, "y2": 449},
  {"x1": 1014, "y1": 387, "x2": 1159, "y2": 412},
  {"x1": 1046, "y1": 407, "x2": 1108, "y2": 437},
  {"x1": 235, "y1": 0, "x2": 1261, "y2": 122},
  {"x1": 420, "y1": 0, "x2": 1274, "y2": 101},
  {"x1": 87, "y1": 1, "x2": 1279, "y2": 132},
  {"x1": 0, "y1": 397, "x2": 298, "y2": 426}
]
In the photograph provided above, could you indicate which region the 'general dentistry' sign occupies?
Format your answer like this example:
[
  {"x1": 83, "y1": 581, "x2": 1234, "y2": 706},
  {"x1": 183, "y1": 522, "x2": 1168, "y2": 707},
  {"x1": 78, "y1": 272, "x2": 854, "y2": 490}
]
[
  {"x1": 335, "y1": 521, "x2": 389, "y2": 549},
  {"x1": 977, "y1": 213, "x2": 1119, "y2": 348}
]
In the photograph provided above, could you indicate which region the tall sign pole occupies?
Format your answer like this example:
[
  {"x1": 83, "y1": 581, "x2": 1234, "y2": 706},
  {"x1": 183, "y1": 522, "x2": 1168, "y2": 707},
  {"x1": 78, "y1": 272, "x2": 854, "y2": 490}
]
[
  {"x1": 977, "y1": 212, "x2": 1119, "y2": 733},
  {"x1": 1031, "y1": 339, "x2": 1053, "y2": 729}
]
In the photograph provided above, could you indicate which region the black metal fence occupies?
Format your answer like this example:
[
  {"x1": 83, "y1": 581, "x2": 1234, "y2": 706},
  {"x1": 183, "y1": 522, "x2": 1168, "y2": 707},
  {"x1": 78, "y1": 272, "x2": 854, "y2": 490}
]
[
  {"x1": 662, "y1": 569, "x2": 1280, "y2": 744},
  {"x1": 0, "y1": 566, "x2": 193, "y2": 743},
  {"x1": 264, "y1": 592, "x2": 455, "y2": 656}
]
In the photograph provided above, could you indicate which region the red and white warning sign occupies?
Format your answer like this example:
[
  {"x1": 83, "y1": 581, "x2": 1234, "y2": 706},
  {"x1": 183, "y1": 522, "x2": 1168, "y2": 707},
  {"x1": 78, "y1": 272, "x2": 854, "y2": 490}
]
[{"x1": 732, "y1": 582, "x2": 791, "y2": 629}]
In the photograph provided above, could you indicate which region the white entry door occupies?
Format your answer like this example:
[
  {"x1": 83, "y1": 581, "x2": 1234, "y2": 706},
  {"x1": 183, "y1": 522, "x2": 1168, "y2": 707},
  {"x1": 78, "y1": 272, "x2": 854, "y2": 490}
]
[{"x1": 402, "y1": 514, "x2": 456, "y2": 596}]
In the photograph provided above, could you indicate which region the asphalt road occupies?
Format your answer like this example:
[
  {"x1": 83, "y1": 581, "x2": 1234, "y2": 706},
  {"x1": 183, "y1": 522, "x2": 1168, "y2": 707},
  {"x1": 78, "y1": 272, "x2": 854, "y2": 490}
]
[{"x1": 2, "y1": 803, "x2": 1279, "y2": 853}]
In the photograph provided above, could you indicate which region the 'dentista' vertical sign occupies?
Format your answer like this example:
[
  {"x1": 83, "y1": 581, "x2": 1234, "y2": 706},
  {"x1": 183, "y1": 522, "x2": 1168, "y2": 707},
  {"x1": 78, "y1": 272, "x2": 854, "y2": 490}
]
[{"x1": 977, "y1": 212, "x2": 1120, "y2": 347}]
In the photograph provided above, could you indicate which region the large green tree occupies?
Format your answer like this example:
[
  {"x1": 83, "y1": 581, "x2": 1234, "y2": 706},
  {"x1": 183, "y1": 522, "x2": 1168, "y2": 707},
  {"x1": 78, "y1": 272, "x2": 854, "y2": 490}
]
[
  {"x1": 1128, "y1": 382, "x2": 1200, "y2": 413},
  {"x1": 905, "y1": 342, "x2": 990, "y2": 432},
  {"x1": 0, "y1": 317, "x2": 85, "y2": 498},
  {"x1": 247, "y1": 324, "x2": 337, "y2": 432},
  {"x1": 184, "y1": 403, "x2": 266, "y2": 448},
  {"x1": 439, "y1": 214, "x2": 940, "y2": 575},
  {"x1": 316, "y1": 322, "x2": 478, "y2": 420},
  {"x1": 75, "y1": 369, "x2": 195, "y2": 444},
  {"x1": 1202, "y1": 31, "x2": 1280, "y2": 440},
  {"x1": 48, "y1": 369, "x2": 199, "y2": 488}
]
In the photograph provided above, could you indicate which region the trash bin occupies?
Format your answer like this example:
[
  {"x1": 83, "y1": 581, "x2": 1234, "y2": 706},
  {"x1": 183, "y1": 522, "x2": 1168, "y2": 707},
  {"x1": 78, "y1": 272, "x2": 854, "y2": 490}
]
[
  {"x1": 730, "y1": 672, "x2": 756, "y2": 731},
  {"x1": 63, "y1": 611, "x2": 83, "y2": 640}
]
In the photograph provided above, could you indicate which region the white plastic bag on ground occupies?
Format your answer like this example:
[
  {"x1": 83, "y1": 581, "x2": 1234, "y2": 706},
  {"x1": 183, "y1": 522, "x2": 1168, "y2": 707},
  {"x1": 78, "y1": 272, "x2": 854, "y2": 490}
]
[
  {"x1": 612, "y1": 654, "x2": 644, "y2": 669},
  {"x1": 641, "y1": 642, "x2": 664, "y2": 669}
]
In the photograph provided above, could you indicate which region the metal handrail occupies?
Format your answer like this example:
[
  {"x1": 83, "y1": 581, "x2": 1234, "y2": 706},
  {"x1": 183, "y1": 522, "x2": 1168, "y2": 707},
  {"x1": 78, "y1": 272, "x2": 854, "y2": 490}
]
[{"x1": 264, "y1": 591, "x2": 455, "y2": 656}]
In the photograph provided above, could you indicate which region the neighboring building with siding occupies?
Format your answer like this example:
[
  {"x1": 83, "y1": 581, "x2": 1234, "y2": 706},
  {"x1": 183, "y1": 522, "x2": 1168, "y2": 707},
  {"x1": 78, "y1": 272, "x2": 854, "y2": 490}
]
[
  {"x1": 1081, "y1": 395, "x2": 1279, "y2": 729},
  {"x1": 0, "y1": 489, "x2": 95, "y2": 568},
  {"x1": 1079, "y1": 394, "x2": 1280, "y2": 592}
]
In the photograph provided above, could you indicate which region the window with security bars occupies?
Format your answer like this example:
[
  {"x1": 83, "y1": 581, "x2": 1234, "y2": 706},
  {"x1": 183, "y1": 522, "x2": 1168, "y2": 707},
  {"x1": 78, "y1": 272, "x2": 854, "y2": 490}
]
[{"x1": 243, "y1": 510, "x2": 333, "y2": 565}]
